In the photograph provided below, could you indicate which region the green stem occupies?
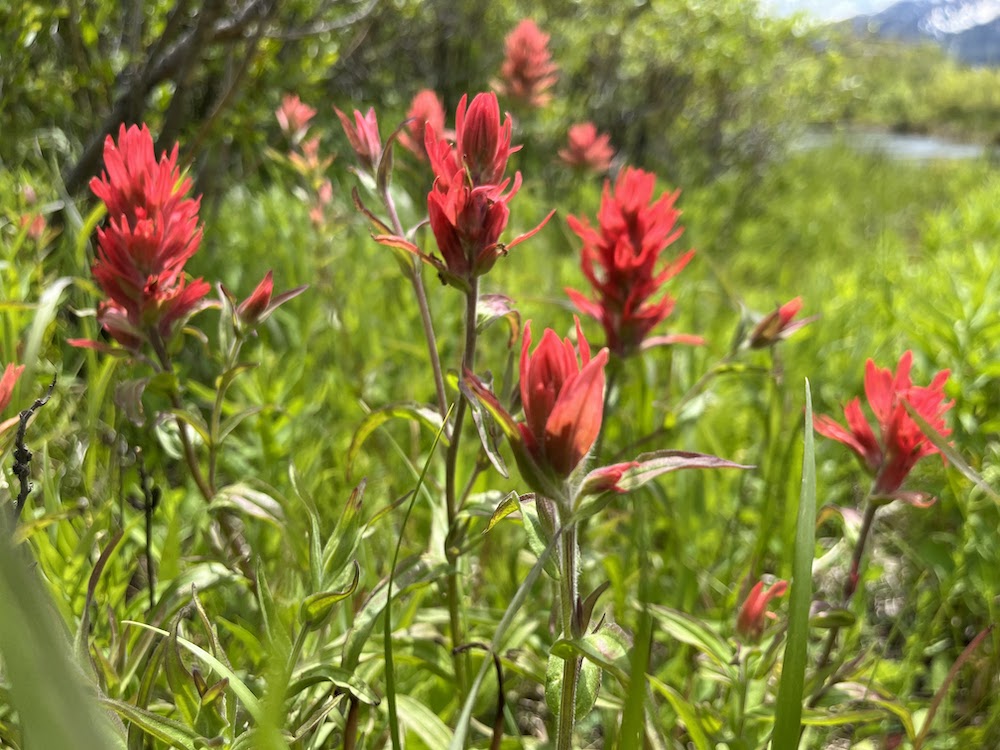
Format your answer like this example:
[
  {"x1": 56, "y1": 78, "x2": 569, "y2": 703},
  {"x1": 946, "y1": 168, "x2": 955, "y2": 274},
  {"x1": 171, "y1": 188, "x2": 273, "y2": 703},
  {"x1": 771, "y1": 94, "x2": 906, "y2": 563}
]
[
  {"x1": 444, "y1": 279, "x2": 480, "y2": 698},
  {"x1": 381, "y1": 184, "x2": 449, "y2": 418},
  {"x1": 811, "y1": 495, "x2": 879, "y2": 704},
  {"x1": 556, "y1": 517, "x2": 580, "y2": 750}
]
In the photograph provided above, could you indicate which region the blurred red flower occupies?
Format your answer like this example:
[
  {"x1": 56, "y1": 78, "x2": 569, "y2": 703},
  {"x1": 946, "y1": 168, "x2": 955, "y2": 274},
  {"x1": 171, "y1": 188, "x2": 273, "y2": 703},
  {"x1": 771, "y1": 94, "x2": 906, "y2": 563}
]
[
  {"x1": 494, "y1": 19, "x2": 558, "y2": 108},
  {"x1": 736, "y1": 579, "x2": 788, "y2": 642},
  {"x1": 559, "y1": 122, "x2": 614, "y2": 173},
  {"x1": 747, "y1": 296, "x2": 813, "y2": 349},
  {"x1": 566, "y1": 167, "x2": 698, "y2": 357},
  {"x1": 77, "y1": 124, "x2": 209, "y2": 350},
  {"x1": 0, "y1": 363, "x2": 25, "y2": 414},
  {"x1": 814, "y1": 351, "x2": 952, "y2": 497},
  {"x1": 335, "y1": 106, "x2": 382, "y2": 173},
  {"x1": 275, "y1": 94, "x2": 316, "y2": 143},
  {"x1": 399, "y1": 89, "x2": 448, "y2": 161}
]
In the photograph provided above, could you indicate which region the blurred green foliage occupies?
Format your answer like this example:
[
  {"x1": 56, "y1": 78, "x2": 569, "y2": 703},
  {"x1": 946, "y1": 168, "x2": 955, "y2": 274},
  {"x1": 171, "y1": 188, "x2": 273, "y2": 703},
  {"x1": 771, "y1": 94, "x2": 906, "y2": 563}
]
[{"x1": 1, "y1": 0, "x2": 999, "y2": 748}]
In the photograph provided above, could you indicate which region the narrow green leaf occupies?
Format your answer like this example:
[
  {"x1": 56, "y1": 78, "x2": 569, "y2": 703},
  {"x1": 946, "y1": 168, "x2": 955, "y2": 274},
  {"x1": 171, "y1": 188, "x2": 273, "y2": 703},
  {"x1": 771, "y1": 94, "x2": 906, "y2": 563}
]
[
  {"x1": 647, "y1": 675, "x2": 713, "y2": 750},
  {"x1": 101, "y1": 699, "x2": 200, "y2": 750},
  {"x1": 483, "y1": 490, "x2": 521, "y2": 534},
  {"x1": 346, "y1": 402, "x2": 449, "y2": 479},
  {"x1": 771, "y1": 379, "x2": 817, "y2": 749},
  {"x1": 300, "y1": 561, "x2": 361, "y2": 629},
  {"x1": 394, "y1": 693, "x2": 454, "y2": 747},
  {"x1": 123, "y1": 621, "x2": 263, "y2": 723},
  {"x1": 647, "y1": 604, "x2": 736, "y2": 675}
]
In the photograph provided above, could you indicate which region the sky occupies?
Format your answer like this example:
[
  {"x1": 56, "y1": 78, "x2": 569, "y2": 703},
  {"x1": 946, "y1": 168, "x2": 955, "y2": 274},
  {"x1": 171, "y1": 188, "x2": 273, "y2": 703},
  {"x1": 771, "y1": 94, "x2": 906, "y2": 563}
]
[{"x1": 761, "y1": 0, "x2": 899, "y2": 21}]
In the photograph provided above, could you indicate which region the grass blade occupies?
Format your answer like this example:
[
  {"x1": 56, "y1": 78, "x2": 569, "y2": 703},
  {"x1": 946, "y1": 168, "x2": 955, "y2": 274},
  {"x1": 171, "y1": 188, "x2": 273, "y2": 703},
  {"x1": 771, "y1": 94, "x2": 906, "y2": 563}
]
[{"x1": 771, "y1": 378, "x2": 817, "y2": 749}]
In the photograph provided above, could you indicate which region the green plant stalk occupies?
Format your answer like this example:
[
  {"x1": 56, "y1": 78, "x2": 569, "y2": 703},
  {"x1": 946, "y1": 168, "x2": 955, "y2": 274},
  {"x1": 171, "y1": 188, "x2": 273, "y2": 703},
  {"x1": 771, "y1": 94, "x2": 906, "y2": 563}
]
[
  {"x1": 813, "y1": 495, "x2": 878, "y2": 681},
  {"x1": 380, "y1": 185, "x2": 449, "y2": 418},
  {"x1": 556, "y1": 518, "x2": 580, "y2": 750},
  {"x1": 443, "y1": 278, "x2": 481, "y2": 698},
  {"x1": 208, "y1": 334, "x2": 245, "y2": 491},
  {"x1": 148, "y1": 329, "x2": 254, "y2": 582}
]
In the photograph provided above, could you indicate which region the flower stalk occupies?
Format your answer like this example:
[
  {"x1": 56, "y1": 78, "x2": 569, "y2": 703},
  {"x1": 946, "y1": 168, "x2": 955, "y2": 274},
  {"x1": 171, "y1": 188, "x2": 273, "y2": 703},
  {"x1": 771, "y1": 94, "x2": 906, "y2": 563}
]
[{"x1": 556, "y1": 513, "x2": 580, "y2": 750}]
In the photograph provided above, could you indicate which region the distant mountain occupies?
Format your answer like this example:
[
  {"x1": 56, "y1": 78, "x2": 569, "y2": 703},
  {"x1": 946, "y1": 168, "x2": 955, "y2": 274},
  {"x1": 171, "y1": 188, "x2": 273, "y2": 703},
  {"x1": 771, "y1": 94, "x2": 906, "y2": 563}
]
[{"x1": 852, "y1": 0, "x2": 1000, "y2": 64}]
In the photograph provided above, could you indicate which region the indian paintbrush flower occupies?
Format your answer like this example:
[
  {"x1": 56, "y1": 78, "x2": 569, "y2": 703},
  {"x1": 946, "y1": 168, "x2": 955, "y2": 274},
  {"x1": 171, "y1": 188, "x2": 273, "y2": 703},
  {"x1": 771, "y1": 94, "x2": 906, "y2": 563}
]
[
  {"x1": 736, "y1": 579, "x2": 789, "y2": 642},
  {"x1": 559, "y1": 122, "x2": 614, "y2": 173},
  {"x1": 566, "y1": 167, "x2": 698, "y2": 357},
  {"x1": 493, "y1": 19, "x2": 559, "y2": 108},
  {"x1": 398, "y1": 89, "x2": 448, "y2": 162},
  {"x1": 74, "y1": 124, "x2": 209, "y2": 351},
  {"x1": 276, "y1": 94, "x2": 317, "y2": 144},
  {"x1": 231, "y1": 270, "x2": 308, "y2": 330},
  {"x1": 380, "y1": 92, "x2": 553, "y2": 289},
  {"x1": 814, "y1": 351, "x2": 952, "y2": 498},
  {"x1": 747, "y1": 297, "x2": 814, "y2": 349},
  {"x1": 335, "y1": 106, "x2": 382, "y2": 174}
]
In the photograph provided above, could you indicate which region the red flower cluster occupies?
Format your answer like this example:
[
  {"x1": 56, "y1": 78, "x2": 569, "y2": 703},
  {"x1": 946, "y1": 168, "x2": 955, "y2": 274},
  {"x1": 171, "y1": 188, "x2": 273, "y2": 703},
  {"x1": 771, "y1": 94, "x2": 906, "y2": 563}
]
[
  {"x1": 276, "y1": 94, "x2": 316, "y2": 143},
  {"x1": 466, "y1": 318, "x2": 608, "y2": 492},
  {"x1": 519, "y1": 319, "x2": 609, "y2": 478},
  {"x1": 566, "y1": 168, "x2": 698, "y2": 357},
  {"x1": 494, "y1": 19, "x2": 558, "y2": 108},
  {"x1": 398, "y1": 90, "x2": 448, "y2": 162},
  {"x1": 75, "y1": 124, "x2": 209, "y2": 351},
  {"x1": 381, "y1": 92, "x2": 552, "y2": 289},
  {"x1": 559, "y1": 122, "x2": 614, "y2": 173},
  {"x1": 814, "y1": 351, "x2": 952, "y2": 497}
]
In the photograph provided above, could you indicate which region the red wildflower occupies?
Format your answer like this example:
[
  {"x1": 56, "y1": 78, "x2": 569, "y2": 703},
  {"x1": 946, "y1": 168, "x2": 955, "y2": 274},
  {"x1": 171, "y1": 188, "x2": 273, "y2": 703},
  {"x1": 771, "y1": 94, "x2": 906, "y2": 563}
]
[
  {"x1": 335, "y1": 106, "x2": 382, "y2": 174},
  {"x1": 382, "y1": 92, "x2": 551, "y2": 288},
  {"x1": 747, "y1": 297, "x2": 813, "y2": 349},
  {"x1": 814, "y1": 351, "x2": 952, "y2": 497},
  {"x1": 0, "y1": 363, "x2": 25, "y2": 414},
  {"x1": 78, "y1": 124, "x2": 208, "y2": 350},
  {"x1": 519, "y1": 318, "x2": 609, "y2": 478},
  {"x1": 425, "y1": 92, "x2": 519, "y2": 190},
  {"x1": 494, "y1": 19, "x2": 559, "y2": 108},
  {"x1": 233, "y1": 270, "x2": 308, "y2": 329},
  {"x1": 565, "y1": 167, "x2": 697, "y2": 357},
  {"x1": 559, "y1": 123, "x2": 614, "y2": 173},
  {"x1": 398, "y1": 89, "x2": 448, "y2": 161},
  {"x1": 275, "y1": 94, "x2": 316, "y2": 143},
  {"x1": 736, "y1": 579, "x2": 789, "y2": 642}
]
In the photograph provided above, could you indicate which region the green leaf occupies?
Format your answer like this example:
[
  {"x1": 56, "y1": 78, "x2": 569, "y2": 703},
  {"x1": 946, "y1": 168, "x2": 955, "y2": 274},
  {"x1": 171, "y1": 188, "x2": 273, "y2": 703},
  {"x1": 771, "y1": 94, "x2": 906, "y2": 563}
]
[
  {"x1": 546, "y1": 651, "x2": 601, "y2": 726},
  {"x1": 213, "y1": 483, "x2": 285, "y2": 525},
  {"x1": 299, "y1": 561, "x2": 360, "y2": 629},
  {"x1": 346, "y1": 402, "x2": 450, "y2": 480},
  {"x1": 647, "y1": 604, "x2": 736, "y2": 677},
  {"x1": 395, "y1": 693, "x2": 454, "y2": 747},
  {"x1": 101, "y1": 699, "x2": 201, "y2": 750},
  {"x1": 123, "y1": 621, "x2": 263, "y2": 724},
  {"x1": 771, "y1": 379, "x2": 817, "y2": 750},
  {"x1": 287, "y1": 665, "x2": 380, "y2": 706},
  {"x1": 647, "y1": 675, "x2": 713, "y2": 750},
  {"x1": 483, "y1": 490, "x2": 521, "y2": 533},
  {"x1": 166, "y1": 622, "x2": 200, "y2": 728}
]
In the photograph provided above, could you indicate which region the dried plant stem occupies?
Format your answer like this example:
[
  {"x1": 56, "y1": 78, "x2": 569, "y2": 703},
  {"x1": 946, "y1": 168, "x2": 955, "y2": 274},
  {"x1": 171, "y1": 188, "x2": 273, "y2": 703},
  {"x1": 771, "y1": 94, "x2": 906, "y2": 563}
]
[{"x1": 556, "y1": 518, "x2": 581, "y2": 750}]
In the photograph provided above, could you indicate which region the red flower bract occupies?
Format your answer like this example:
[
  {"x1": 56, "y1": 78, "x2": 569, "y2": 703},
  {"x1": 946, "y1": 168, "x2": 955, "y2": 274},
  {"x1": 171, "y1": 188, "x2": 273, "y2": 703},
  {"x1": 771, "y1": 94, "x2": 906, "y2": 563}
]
[
  {"x1": 425, "y1": 92, "x2": 519, "y2": 190},
  {"x1": 276, "y1": 94, "x2": 316, "y2": 142},
  {"x1": 0, "y1": 363, "x2": 25, "y2": 415},
  {"x1": 84, "y1": 124, "x2": 208, "y2": 349},
  {"x1": 814, "y1": 351, "x2": 952, "y2": 496},
  {"x1": 566, "y1": 167, "x2": 696, "y2": 357},
  {"x1": 736, "y1": 579, "x2": 788, "y2": 642},
  {"x1": 519, "y1": 318, "x2": 609, "y2": 478},
  {"x1": 335, "y1": 106, "x2": 382, "y2": 174},
  {"x1": 559, "y1": 122, "x2": 614, "y2": 173},
  {"x1": 494, "y1": 19, "x2": 559, "y2": 108}
]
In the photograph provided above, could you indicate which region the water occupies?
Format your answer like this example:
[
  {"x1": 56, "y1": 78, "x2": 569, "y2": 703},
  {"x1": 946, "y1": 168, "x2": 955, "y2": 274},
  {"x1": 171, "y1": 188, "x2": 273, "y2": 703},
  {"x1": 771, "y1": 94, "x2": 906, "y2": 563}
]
[{"x1": 795, "y1": 127, "x2": 989, "y2": 161}]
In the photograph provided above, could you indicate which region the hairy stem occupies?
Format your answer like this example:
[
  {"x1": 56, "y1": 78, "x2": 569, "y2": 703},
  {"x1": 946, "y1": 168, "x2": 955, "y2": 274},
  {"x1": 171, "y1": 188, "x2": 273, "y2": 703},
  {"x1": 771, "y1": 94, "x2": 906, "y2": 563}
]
[{"x1": 556, "y1": 519, "x2": 580, "y2": 750}]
